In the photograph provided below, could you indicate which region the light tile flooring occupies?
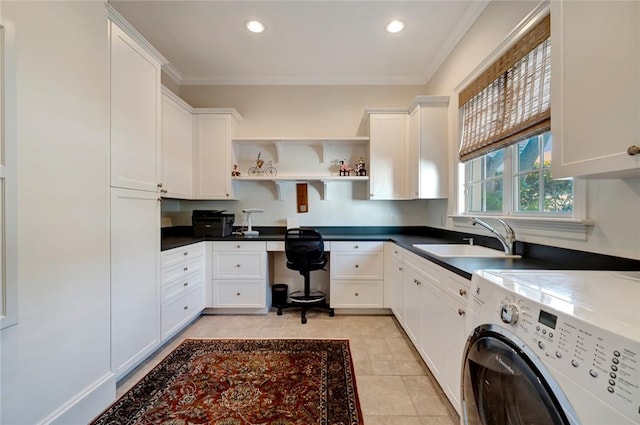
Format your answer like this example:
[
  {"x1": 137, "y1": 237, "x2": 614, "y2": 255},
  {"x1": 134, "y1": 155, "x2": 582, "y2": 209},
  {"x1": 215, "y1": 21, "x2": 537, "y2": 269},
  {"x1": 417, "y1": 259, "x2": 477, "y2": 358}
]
[{"x1": 117, "y1": 311, "x2": 460, "y2": 425}]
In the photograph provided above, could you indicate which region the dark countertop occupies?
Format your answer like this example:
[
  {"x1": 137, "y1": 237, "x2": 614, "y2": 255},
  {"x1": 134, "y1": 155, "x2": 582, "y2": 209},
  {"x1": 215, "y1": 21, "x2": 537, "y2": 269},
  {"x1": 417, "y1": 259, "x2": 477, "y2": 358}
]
[{"x1": 162, "y1": 226, "x2": 640, "y2": 280}]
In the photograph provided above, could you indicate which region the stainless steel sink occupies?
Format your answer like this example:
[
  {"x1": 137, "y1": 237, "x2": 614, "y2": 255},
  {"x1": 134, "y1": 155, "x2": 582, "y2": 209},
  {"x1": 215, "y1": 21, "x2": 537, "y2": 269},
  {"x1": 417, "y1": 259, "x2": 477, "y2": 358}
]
[{"x1": 412, "y1": 244, "x2": 521, "y2": 259}]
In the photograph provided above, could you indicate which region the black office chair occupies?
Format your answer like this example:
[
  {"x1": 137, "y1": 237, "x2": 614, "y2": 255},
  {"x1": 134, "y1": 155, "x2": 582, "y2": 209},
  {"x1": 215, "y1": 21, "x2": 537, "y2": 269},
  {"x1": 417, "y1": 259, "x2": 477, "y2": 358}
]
[{"x1": 276, "y1": 228, "x2": 334, "y2": 324}]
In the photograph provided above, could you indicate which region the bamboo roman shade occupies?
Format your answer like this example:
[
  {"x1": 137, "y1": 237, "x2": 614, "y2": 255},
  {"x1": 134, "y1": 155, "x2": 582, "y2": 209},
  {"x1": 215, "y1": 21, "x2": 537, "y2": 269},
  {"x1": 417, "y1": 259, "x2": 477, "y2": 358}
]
[{"x1": 459, "y1": 15, "x2": 551, "y2": 162}]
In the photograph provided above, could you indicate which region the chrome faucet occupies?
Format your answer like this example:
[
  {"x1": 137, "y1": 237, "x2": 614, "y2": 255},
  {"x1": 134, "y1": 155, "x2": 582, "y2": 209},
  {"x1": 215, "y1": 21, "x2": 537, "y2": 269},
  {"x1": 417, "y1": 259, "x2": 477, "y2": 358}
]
[{"x1": 469, "y1": 217, "x2": 516, "y2": 255}]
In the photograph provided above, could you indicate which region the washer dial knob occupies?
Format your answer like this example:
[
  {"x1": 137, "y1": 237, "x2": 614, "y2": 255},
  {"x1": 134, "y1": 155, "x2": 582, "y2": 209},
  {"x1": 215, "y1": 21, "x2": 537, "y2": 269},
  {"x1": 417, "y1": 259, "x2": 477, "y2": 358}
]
[{"x1": 500, "y1": 302, "x2": 520, "y2": 325}]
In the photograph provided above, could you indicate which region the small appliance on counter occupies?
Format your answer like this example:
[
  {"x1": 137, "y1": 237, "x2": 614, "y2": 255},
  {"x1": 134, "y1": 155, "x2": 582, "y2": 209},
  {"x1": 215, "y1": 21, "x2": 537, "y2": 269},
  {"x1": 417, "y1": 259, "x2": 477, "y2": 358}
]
[{"x1": 192, "y1": 210, "x2": 235, "y2": 237}]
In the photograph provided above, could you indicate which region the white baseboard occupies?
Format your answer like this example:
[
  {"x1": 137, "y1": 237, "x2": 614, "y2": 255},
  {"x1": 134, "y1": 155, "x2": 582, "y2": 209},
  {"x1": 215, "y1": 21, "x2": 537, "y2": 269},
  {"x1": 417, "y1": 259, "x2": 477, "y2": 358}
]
[{"x1": 39, "y1": 372, "x2": 116, "y2": 425}]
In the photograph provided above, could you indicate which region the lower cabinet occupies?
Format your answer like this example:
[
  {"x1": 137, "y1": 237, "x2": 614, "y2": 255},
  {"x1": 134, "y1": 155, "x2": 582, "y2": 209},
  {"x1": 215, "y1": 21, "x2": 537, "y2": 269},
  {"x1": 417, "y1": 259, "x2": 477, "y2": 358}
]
[
  {"x1": 330, "y1": 241, "x2": 384, "y2": 308},
  {"x1": 160, "y1": 242, "x2": 205, "y2": 341},
  {"x1": 211, "y1": 241, "x2": 268, "y2": 310},
  {"x1": 384, "y1": 242, "x2": 404, "y2": 321},
  {"x1": 395, "y1": 246, "x2": 469, "y2": 415}
]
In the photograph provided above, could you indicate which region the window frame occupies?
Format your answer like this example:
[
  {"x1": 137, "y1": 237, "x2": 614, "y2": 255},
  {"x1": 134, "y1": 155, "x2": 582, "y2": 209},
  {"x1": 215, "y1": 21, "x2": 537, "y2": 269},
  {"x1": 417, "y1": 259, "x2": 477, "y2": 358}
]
[{"x1": 451, "y1": 2, "x2": 592, "y2": 239}]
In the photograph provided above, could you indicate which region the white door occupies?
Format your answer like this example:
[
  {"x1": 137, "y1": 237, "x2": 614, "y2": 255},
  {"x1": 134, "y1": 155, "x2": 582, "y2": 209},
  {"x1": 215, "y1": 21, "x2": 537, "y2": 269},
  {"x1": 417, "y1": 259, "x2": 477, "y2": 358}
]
[
  {"x1": 111, "y1": 187, "x2": 160, "y2": 379},
  {"x1": 162, "y1": 92, "x2": 193, "y2": 198},
  {"x1": 369, "y1": 113, "x2": 406, "y2": 200},
  {"x1": 194, "y1": 113, "x2": 234, "y2": 199}
]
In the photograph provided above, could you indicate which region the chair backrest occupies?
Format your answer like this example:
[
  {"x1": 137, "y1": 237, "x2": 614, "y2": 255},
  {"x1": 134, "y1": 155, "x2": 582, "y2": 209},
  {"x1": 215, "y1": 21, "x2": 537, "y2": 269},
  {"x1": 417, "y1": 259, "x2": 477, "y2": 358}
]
[{"x1": 285, "y1": 228, "x2": 326, "y2": 271}]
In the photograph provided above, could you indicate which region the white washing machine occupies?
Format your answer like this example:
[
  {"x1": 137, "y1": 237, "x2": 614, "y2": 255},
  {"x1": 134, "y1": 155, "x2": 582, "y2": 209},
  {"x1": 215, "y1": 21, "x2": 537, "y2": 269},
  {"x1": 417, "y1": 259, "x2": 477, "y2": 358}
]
[{"x1": 461, "y1": 269, "x2": 640, "y2": 425}]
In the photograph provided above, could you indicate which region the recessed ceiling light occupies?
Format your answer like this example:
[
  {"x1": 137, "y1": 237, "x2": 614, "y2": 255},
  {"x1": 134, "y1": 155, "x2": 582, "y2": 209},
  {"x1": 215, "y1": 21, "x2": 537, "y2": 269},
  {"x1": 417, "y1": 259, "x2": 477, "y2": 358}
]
[
  {"x1": 386, "y1": 20, "x2": 405, "y2": 34},
  {"x1": 246, "y1": 20, "x2": 265, "y2": 34}
]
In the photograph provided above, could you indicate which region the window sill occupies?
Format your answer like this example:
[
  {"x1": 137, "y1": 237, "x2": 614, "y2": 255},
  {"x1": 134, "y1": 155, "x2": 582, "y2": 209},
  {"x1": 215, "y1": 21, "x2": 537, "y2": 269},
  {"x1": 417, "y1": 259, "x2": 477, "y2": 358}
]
[{"x1": 450, "y1": 215, "x2": 595, "y2": 242}]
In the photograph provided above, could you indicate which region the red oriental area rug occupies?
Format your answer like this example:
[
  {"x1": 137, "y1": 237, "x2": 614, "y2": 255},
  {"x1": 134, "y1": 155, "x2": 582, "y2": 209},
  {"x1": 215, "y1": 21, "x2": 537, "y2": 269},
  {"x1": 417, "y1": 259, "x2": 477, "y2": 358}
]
[{"x1": 91, "y1": 339, "x2": 364, "y2": 425}]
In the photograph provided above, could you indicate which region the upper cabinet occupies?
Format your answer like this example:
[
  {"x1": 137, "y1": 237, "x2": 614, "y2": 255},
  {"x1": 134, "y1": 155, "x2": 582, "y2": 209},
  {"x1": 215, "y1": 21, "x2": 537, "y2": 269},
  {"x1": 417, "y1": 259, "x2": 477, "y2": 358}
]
[
  {"x1": 551, "y1": 1, "x2": 640, "y2": 179},
  {"x1": 110, "y1": 21, "x2": 162, "y2": 192},
  {"x1": 367, "y1": 96, "x2": 449, "y2": 200},
  {"x1": 407, "y1": 97, "x2": 449, "y2": 199},
  {"x1": 367, "y1": 111, "x2": 407, "y2": 200},
  {"x1": 161, "y1": 87, "x2": 194, "y2": 199},
  {"x1": 194, "y1": 109, "x2": 242, "y2": 200}
]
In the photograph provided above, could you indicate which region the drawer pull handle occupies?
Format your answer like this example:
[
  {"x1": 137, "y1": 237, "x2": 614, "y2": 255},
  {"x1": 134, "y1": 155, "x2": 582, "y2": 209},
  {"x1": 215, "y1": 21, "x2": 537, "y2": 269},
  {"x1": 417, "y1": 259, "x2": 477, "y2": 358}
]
[
  {"x1": 236, "y1": 292, "x2": 241, "y2": 296},
  {"x1": 184, "y1": 305, "x2": 189, "y2": 310},
  {"x1": 398, "y1": 267, "x2": 403, "y2": 271},
  {"x1": 355, "y1": 293, "x2": 359, "y2": 297},
  {"x1": 355, "y1": 264, "x2": 359, "y2": 268},
  {"x1": 459, "y1": 289, "x2": 467, "y2": 296},
  {"x1": 183, "y1": 252, "x2": 188, "y2": 256},
  {"x1": 354, "y1": 245, "x2": 359, "y2": 249},
  {"x1": 183, "y1": 282, "x2": 189, "y2": 287},
  {"x1": 236, "y1": 245, "x2": 241, "y2": 249},
  {"x1": 183, "y1": 267, "x2": 188, "y2": 272},
  {"x1": 394, "y1": 250, "x2": 398, "y2": 254},
  {"x1": 235, "y1": 264, "x2": 241, "y2": 268},
  {"x1": 627, "y1": 145, "x2": 640, "y2": 156},
  {"x1": 458, "y1": 308, "x2": 465, "y2": 316}
]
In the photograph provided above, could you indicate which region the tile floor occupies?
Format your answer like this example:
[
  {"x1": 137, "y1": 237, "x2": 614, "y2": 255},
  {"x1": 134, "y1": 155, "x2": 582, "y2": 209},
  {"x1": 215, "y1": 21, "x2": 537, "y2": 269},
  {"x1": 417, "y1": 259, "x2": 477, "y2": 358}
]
[{"x1": 117, "y1": 311, "x2": 460, "y2": 425}]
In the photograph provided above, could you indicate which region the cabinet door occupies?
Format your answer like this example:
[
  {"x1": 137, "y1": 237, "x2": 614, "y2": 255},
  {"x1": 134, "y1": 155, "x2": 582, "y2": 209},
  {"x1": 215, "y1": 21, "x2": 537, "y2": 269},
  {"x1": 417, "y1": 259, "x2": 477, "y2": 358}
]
[
  {"x1": 369, "y1": 113, "x2": 407, "y2": 200},
  {"x1": 551, "y1": 1, "x2": 640, "y2": 178},
  {"x1": 194, "y1": 113, "x2": 236, "y2": 199},
  {"x1": 161, "y1": 91, "x2": 193, "y2": 199},
  {"x1": 402, "y1": 262, "x2": 423, "y2": 347},
  {"x1": 111, "y1": 188, "x2": 160, "y2": 379},
  {"x1": 408, "y1": 99, "x2": 449, "y2": 199},
  {"x1": 110, "y1": 22, "x2": 161, "y2": 192}
]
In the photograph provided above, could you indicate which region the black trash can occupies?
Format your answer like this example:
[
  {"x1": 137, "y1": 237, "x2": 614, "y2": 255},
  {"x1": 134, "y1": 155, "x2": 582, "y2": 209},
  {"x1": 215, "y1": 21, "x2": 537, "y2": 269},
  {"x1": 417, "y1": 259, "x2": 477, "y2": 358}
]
[{"x1": 272, "y1": 284, "x2": 288, "y2": 307}]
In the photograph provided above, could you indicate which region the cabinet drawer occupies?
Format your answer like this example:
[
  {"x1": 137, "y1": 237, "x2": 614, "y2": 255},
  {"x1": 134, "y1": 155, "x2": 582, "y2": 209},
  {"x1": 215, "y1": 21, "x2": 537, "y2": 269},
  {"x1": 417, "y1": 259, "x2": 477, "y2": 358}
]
[
  {"x1": 441, "y1": 271, "x2": 470, "y2": 304},
  {"x1": 212, "y1": 252, "x2": 266, "y2": 279},
  {"x1": 161, "y1": 257, "x2": 204, "y2": 285},
  {"x1": 331, "y1": 251, "x2": 383, "y2": 279},
  {"x1": 161, "y1": 272, "x2": 204, "y2": 302},
  {"x1": 213, "y1": 241, "x2": 266, "y2": 252},
  {"x1": 387, "y1": 243, "x2": 404, "y2": 262},
  {"x1": 161, "y1": 283, "x2": 205, "y2": 339},
  {"x1": 216, "y1": 280, "x2": 266, "y2": 307},
  {"x1": 161, "y1": 242, "x2": 205, "y2": 268},
  {"x1": 331, "y1": 241, "x2": 383, "y2": 253},
  {"x1": 330, "y1": 280, "x2": 383, "y2": 308}
]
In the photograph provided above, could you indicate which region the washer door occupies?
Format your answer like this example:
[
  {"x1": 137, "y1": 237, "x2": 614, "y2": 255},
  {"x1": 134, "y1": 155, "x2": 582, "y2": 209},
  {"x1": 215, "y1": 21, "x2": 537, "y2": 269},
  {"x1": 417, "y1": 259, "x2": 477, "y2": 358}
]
[{"x1": 462, "y1": 325, "x2": 580, "y2": 425}]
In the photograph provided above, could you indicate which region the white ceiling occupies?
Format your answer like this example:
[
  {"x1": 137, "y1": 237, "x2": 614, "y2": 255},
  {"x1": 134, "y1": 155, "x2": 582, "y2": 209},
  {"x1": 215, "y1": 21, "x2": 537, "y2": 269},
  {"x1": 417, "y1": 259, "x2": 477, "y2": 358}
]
[{"x1": 110, "y1": 0, "x2": 489, "y2": 86}]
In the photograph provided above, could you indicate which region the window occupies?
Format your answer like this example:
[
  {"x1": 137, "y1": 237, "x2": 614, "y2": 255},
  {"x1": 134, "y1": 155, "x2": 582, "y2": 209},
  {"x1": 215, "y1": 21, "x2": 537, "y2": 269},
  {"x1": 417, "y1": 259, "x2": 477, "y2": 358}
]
[{"x1": 464, "y1": 131, "x2": 574, "y2": 216}]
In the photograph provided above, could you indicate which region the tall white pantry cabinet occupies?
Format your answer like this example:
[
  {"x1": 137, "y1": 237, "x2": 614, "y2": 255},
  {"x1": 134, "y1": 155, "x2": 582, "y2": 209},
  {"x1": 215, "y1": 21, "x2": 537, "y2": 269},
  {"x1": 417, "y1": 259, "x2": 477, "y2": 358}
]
[{"x1": 109, "y1": 17, "x2": 165, "y2": 380}]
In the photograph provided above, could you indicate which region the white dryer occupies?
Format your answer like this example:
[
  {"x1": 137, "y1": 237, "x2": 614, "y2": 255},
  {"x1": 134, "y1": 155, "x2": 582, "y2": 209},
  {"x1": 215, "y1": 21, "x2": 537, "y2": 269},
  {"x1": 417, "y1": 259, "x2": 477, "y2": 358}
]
[{"x1": 461, "y1": 270, "x2": 640, "y2": 425}]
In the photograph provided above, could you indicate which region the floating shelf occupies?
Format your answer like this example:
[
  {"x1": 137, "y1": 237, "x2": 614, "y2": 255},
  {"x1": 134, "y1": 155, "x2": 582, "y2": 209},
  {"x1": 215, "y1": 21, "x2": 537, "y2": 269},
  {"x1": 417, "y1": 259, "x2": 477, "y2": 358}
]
[
  {"x1": 232, "y1": 175, "x2": 368, "y2": 200},
  {"x1": 232, "y1": 137, "x2": 369, "y2": 164}
]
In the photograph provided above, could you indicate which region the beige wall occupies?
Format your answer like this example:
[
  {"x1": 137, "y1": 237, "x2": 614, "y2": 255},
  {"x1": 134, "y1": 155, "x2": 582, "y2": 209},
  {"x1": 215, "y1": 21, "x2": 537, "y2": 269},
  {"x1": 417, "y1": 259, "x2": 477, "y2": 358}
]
[
  {"x1": 422, "y1": 0, "x2": 640, "y2": 260},
  {"x1": 180, "y1": 85, "x2": 423, "y2": 137}
]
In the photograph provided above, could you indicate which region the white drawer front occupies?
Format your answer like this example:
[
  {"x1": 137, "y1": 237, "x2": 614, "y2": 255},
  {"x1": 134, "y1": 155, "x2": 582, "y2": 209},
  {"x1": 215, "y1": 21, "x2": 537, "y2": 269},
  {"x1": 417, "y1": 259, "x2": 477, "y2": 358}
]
[
  {"x1": 161, "y1": 257, "x2": 204, "y2": 285},
  {"x1": 161, "y1": 242, "x2": 205, "y2": 268},
  {"x1": 330, "y1": 280, "x2": 383, "y2": 308},
  {"x1": 331, "y1": 241, "x2": 383, "y2": 253},
  {"x1": 331, "y1": 251, "x2": 384, "y2": 279},
  {"x1": 212, "y1": 241, "x2": 266, "y2": 252},
  {"x1": 441, "y1": 271, "x2": 470, "y2": 304},
  {"x1": 161, "y1": 273, "x2": 204, "y2": 302},
  {"x1": 161, "y1": 283, "x2": 205, "y2": 339},
  {"x1": 212, "y1": 252, "x2": 266, "y2": 279},
  {"x1": 216, "y1": 280, "x2": 265, "y2": 307},
  {"x1": 386, "y1": 242, "x2": 404, "y2": 262}
]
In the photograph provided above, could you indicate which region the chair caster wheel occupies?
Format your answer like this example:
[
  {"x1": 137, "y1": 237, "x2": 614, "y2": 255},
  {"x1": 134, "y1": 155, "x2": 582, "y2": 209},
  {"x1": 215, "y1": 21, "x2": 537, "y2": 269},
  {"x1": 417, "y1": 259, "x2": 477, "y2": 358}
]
[
  {"x1": 301, "y1": 317, "x2": 307, "y2": 324},
  {"x1": 329, "y1": 309, "x2": 335, "y2": 317},
  {"x1": 277, "y1": 308, "x2": 283, "y2": 316}
]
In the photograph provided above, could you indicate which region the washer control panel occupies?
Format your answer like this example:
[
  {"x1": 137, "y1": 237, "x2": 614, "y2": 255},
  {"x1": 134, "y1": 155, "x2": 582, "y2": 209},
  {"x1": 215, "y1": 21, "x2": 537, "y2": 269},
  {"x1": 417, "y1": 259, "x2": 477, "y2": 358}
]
[{"x1": 495, "y1": 294, "x2": 640, "y2": 423}]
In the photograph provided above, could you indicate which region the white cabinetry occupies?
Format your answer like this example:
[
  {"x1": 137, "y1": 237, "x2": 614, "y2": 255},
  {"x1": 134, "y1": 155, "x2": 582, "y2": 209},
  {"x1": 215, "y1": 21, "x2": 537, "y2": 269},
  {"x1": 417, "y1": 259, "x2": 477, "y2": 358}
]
[
  {"x1": 367, "y1": 111, "x2": 407, "y2": 200},
  {"x1": 194, "y1": 110, "x2": 242, "y2": 200},
  {"x1": 110, "y1": 188, "x2": 160, "y2": 380},
  {"x1": 161, "y1": 87, "x2": 193, "y2": 199},
  {"x1": 551, "y1": 1, "x2": 640, "y2": 178},
  {"x1": 395, "y1": 247, "x2": 467, "y2": 414},
  {"x1": 383, "y1": 242, "x2": 404, "y2": 321},
  {"x1": 160, "y1": 243, "x2": 205, "y2": 341},
  {"x1": 330, "y1": 241, "x2": 384, "y2": 308},
  {"x1": 110, "y1": 21, "x2": 162, "y2": 192},
  {"x1": 407, "y1": 97, "x2": 449, "y2": 199},
  {"x1": 211, "y1": 241, "x2": 268, "y2": 310}
]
